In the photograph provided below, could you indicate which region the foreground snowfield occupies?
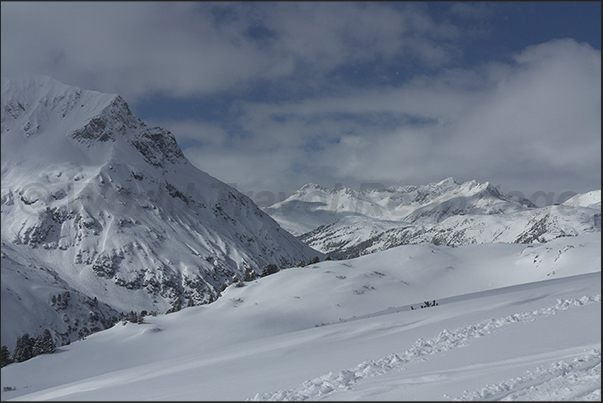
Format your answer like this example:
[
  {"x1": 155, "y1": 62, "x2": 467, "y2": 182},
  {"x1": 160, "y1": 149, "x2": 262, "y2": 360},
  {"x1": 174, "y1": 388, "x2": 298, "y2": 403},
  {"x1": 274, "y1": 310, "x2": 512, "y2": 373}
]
[{"x1": 1, "y1": 234, "x2": 600, "y2": 401}]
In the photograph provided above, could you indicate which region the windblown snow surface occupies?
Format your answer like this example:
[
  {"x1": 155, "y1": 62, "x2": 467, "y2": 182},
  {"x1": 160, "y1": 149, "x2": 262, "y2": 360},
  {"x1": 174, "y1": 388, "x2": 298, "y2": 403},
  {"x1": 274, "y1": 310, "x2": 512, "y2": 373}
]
[{"x1": 1, "y1": 233, "x2": 600, "y2": 401}]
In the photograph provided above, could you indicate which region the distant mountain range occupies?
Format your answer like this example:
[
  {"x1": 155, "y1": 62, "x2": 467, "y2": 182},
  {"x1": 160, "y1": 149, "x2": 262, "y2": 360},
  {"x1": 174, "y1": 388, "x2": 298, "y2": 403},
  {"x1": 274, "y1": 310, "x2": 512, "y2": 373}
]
[
  {"x1": 265, "y1": 180, "x2": 601, "y2": 259},
  {"x1": 1, "y1": 75, "x2": 321, "y2": 349}
]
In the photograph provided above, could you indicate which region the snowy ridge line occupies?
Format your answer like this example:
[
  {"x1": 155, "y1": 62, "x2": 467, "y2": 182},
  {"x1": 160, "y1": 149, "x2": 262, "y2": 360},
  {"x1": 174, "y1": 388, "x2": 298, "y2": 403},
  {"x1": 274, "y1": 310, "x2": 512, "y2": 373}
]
[
  {"x1": 450, "y1": 348, "x2": 601, "y2": 401},
  {"x1": 248, "y1": 294, "x2": 601, "y2": 401}
]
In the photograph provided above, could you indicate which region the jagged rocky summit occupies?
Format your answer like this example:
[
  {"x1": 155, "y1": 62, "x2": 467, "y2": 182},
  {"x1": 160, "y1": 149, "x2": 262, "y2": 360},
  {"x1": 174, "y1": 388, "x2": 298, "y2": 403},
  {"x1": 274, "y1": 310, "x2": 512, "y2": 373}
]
[
  {"x1": 265, "y1": 178, "x2": 601, "y2": 259},
  {"x1": 1, "y1": 75, "x2": 321, "y2": 349}
]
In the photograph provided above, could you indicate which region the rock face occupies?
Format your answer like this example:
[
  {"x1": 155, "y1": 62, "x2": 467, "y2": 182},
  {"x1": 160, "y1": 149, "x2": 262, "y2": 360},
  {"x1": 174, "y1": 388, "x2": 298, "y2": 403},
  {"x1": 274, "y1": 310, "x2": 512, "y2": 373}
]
[
  {"x1": 1, "y1": 75, "x2": 321, "y2": 350},
  {"x1": 265, "y1": 179, "x2": 601, "y2": 260}
]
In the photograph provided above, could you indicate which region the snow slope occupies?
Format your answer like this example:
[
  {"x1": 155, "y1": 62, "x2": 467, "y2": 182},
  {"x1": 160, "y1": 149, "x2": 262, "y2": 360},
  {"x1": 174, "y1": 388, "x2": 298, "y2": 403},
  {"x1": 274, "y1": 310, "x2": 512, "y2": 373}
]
[
  {"x1": 1, "y1": 75, "x2": 321, "y2": 349},
  {"x1": 563, "y1": 190, "x2": 601, "y2": 209},
  {"x1": 1, "y1": 233, "x2": 599, "y2": 401},
  {"x1": 0, "y1": 244, "x2": 121, "y2": 348},
  {"x1": 265, "y1": 180, "x2": 600, "y2": 259}
]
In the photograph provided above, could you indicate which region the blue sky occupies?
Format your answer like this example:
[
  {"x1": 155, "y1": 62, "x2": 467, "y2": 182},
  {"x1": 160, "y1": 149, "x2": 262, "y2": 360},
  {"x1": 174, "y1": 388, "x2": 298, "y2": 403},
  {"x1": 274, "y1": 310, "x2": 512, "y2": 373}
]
[{"x1": 1, "y1": 1, "x2": 601, "y2": 206}]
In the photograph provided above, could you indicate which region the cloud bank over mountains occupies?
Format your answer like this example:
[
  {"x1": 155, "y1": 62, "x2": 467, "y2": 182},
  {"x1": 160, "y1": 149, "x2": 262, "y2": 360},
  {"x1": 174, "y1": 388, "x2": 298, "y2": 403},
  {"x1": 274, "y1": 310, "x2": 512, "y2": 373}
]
[{"x1": 2, "y1": 2, "x2": 600, "y2": 203}]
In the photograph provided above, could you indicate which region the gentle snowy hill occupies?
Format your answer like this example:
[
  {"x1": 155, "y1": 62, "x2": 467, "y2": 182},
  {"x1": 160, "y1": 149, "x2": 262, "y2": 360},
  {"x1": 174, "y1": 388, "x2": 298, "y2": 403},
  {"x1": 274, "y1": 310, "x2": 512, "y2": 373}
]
[
  {"x1": 265, "y1": 180, "x2": 601, "y2": 259},
  {"x1": 1, "y1": 75, "x2": 321, "y2": 350},
  {"x1": 1, "y1": 233, "x2": 600, "y2": 401}
]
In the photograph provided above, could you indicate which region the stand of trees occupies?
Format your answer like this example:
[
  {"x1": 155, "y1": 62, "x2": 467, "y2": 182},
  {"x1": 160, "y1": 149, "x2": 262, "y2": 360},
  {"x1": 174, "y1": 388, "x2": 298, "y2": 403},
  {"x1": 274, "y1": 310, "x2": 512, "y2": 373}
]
[
  {"x1": 2, "y1": 329, "x2": 56, "y2": 367},
  {"x1": 260, "y1": 263, "x2": 279, "y2": 277}
]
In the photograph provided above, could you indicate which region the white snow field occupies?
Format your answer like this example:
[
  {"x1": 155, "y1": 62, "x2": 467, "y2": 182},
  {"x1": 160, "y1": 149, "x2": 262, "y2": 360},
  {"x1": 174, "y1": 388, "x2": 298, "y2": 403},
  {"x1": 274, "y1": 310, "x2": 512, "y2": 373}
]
[{"x1": 1, "y1": 233, "x2": 600, "y2": 401}]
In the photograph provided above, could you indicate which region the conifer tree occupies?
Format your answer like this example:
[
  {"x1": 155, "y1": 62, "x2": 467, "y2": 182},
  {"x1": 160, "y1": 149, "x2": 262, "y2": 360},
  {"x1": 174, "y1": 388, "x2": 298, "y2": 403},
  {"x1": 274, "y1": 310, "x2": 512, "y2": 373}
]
[
  {"x1": 42, "y1": 330, "x2": 55, "y2": 354},
  {"x1": 260, "y1": 263, "x2": 279, "y2": 277},
  {"x1": 1, "y1": 345, "x2": 12, "y2": 367},
  {"x1": 243, "y1": 267, "x2": 257, "y2": 282},
  {"x1": 12, "y1": 333, "x2": 34, "y2": 363},
  {"x1": 32, "y1": 329, "x2": 56, "y2": 356}
]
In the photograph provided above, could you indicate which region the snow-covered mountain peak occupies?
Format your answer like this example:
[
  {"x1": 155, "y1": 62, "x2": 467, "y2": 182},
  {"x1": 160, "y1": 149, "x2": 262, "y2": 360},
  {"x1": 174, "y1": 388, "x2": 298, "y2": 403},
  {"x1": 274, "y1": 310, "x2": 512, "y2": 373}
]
[
  {"x1": 562, "y1": 190, "x2": 601, "y2": 209},
  {"x1": 265, "y1": 177, "x2": 535, "y2": 236},
  {"x1": 296, "y1": 182, "x2": 330, "y2": 194},
  {"x1": 2, "y1": 75, "x2": 118, "y2": 137},
  {"x1": 436, "y1": 176, "x2": 458, "y2": 187},
  {"x1": 2, "y1": 75, "x2": 188, "y2": 172},
  {"x1": 1, "y1": 75, "x2": 321, "y2": 350},
  {"x1": 265, "y1": 178, "x2": 600, "y2": 259}
]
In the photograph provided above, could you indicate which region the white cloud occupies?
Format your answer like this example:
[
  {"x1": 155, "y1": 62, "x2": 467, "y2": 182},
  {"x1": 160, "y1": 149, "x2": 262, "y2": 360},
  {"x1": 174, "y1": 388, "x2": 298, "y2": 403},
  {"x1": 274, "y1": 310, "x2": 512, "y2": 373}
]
[
  {"x1": 1, "y1": 2, "x2": 462, "y2": 101},
  {"x1": 1, "y1": 3, "x2": 599, "y2": 202},
  {"x1": 179, "y1": 39, "x2": 600, "y2": 199}
]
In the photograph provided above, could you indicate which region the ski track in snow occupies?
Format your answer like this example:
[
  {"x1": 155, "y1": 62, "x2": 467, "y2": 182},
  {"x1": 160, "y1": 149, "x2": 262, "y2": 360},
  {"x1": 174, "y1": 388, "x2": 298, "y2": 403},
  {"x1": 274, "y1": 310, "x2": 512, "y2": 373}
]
[
  {"x1": 249, "y1": 294, "x2": 601, "y2": 401},
  {"x1": 450, "y1": 349, "x2": 601, "y2": 401}
]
